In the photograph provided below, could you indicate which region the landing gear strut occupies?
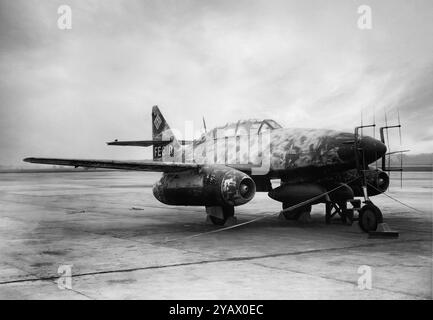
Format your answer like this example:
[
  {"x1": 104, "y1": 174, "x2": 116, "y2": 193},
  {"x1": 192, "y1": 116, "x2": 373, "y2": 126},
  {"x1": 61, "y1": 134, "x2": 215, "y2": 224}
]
[
  {"x1": 350, "y1": 124, "x2": 385, "y2": 233},
  {"x1": 325, "y1": 201, "x2": 353, "y2": 225},
  {"x1": 325, "y1": 199, "x2": 384, "y2": 233},
  {"x1": 206, "y1": 206, "x2": 236, "y2": 226}
]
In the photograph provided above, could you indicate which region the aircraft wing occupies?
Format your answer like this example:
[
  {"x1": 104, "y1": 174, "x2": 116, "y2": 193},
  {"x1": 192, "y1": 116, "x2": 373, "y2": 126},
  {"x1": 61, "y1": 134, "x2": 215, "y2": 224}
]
[
  {"x1": 106, "y1": 140, "x2": 171, "y2": 147},
  {"x1": 23, "y1": 158, "x2": 200, "y2": 172},
  {"x1": 23, "y1": 157, "x2": 261, "y2": 174}
]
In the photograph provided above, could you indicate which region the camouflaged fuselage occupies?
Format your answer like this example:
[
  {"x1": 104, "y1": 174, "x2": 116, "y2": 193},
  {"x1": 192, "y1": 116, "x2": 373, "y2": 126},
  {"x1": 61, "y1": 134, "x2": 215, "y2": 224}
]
[
  {"x1": 157, "y1": 119, "x2": 385, "y2": 182},
  {"x1": 170, "y1": 128, "x2": 357, "y2": 179}
]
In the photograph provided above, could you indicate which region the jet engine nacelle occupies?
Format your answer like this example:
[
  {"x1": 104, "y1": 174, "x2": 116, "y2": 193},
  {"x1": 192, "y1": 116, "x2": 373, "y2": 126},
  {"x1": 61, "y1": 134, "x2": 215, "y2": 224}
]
[
  {"x1": 152, "y1": 166, "x2": 256, "y2": 207},
  {"x1": 348, "y1": 169, "x2": 390, "y2": 196}
]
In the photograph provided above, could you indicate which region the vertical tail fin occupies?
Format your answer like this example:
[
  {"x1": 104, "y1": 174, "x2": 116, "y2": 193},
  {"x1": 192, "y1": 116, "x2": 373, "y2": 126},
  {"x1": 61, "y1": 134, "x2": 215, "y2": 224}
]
[{"x1": 152, "y1": 105, "x2": 181, "y2": 161}]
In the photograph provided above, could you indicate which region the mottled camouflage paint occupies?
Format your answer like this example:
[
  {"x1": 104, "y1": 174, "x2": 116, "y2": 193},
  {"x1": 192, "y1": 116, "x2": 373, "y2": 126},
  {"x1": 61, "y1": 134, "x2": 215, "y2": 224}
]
[{"x1": 156, "y1": 117, "x2": 358, "y2": 177}]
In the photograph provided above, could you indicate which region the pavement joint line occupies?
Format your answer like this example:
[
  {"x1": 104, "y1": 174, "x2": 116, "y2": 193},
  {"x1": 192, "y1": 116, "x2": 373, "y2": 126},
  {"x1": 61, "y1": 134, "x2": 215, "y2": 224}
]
[
  {"x1": 0, "y1": 238, "x2": 426, "y2": 287},
  {"x1": 250, "y1": 261, "x2": 429, "y2": 300},
  {"x1": 104, "y1": 254, "x2": 417, "y2": 300},
  {"x1": 2, "y1": 260, "x2": 94, "y2": 300}
]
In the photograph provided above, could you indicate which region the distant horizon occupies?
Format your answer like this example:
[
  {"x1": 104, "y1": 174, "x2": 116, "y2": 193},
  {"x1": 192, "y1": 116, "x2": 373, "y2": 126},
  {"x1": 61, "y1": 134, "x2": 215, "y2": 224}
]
[{"x1": 1, "y1": 0, "x2": 432, "y2": 166}]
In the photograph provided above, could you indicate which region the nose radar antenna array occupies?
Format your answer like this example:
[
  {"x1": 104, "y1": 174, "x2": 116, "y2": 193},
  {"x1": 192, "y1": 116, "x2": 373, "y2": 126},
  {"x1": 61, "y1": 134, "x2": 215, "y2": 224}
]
[
  {"x1": 354, "y1": 122, "x2": 375, "y2": 201},
  {"x1": 379, "y1": 108, "x2": 409, "y2": 188}
]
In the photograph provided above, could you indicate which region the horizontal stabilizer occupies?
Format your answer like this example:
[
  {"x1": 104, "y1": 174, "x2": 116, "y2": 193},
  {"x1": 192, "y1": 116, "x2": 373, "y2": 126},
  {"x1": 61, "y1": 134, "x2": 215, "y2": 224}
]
[{"x1": 106, "y1": 139, "x2": 172, "y2": 147}]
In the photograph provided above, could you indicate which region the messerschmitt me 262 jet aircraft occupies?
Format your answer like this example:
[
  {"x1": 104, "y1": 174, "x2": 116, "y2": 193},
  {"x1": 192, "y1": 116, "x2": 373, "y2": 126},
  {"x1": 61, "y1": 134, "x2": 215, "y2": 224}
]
[{"x1": 25, "y1": 105, "x2": 400, "y2": 233}]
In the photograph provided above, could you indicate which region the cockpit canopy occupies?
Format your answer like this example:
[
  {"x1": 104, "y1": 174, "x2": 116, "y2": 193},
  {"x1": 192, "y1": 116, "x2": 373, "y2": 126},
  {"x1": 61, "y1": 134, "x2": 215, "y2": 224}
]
[{"x1": 208, "y1": 119, "x2": 283, "y2": 138}]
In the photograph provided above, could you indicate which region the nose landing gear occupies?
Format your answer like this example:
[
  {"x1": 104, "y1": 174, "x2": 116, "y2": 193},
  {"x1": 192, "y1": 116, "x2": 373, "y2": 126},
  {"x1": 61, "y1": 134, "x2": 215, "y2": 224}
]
[
  {"x1": 325, "y1": 199, "x2": 385, "y2": 233},
  {"x1": 349, "y1": 124, "x2": 387, "y2": 233},
  {"x1": 358, "y1": 202, "x2": 383, "y2": 232}
]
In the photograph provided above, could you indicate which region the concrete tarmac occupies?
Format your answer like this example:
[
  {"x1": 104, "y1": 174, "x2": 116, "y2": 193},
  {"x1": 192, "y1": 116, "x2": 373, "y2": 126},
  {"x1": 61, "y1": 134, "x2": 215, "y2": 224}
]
[{"x1": 0, "y1": 171, "x2": 431, "y2": 299}]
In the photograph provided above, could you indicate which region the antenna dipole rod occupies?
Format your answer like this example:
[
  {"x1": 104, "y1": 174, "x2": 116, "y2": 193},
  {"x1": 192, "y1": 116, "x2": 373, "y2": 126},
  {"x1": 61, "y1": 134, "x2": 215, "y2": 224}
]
[
  {"x1": 398, "y1": 109, "x2": 402, "y2": 145},
  {"x1": 202, "y1": 116, "x2": 207, "y2": 133},
  {"x1": 398, "y1": 109, "x2": 403, "y2": 188}
]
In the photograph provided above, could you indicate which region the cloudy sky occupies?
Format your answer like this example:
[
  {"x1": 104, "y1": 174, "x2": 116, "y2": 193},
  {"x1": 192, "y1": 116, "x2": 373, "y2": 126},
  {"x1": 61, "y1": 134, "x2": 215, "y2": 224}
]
[{"x1": 0, "y1": 0, "x2": 432, "y2": 166}]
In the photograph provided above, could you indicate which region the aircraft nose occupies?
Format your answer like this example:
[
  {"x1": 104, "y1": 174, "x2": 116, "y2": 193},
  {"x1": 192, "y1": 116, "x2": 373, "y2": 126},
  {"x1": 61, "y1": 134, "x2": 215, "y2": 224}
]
[{"x1": 360, "y1": 136, "x2": 387, "y2": 163}]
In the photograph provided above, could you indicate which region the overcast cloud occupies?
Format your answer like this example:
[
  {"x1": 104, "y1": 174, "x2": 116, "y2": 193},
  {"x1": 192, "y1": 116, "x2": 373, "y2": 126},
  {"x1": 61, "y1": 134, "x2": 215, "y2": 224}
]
[{"x1": 0, "y1": 0, "x2": 432, "y2": 166}]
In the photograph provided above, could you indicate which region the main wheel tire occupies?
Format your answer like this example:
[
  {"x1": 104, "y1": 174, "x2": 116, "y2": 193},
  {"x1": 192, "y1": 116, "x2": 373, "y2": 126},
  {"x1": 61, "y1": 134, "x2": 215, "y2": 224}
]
[
  {"x1": 281, "y1": 204, "x2": 311, "y2": 220},
  {"x1": 209, "y1": 215, "x2": 226, "y2": 226},
  {"x1": 358, "y1": 203, "x2": 383, "y2": 232},
  {"x1": 208, "y1": 206, "x2": 235, "y2": 226}
]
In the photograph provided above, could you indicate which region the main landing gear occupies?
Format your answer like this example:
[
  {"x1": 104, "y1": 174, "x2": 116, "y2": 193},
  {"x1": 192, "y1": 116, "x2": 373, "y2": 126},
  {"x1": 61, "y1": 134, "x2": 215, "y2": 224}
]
[
  {"x1": 325, "y1": 199, "x2": 384, "y2": 232},
  {"x1": 205, "y1": 206, "x2": 237, "y2": 226}
]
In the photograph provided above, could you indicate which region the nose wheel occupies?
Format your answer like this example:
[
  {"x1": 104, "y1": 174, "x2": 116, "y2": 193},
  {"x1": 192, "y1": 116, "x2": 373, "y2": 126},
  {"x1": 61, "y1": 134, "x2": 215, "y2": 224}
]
[{"x1": 358, "y1": 202, "x2": 383, "y2": 232}]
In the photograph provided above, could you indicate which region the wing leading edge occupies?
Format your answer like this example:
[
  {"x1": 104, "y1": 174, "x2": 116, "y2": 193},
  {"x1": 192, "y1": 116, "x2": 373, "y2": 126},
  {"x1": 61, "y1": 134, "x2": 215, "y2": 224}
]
[
  {"x1": 23, "y1": 157, "x2": 199, "y2": 172},
  {"x1": 23, "y1": 158, "x2": 258, "y2": 173},
  {"x1": 106, "y1": 140, "x2": 171, "y2": 147}
]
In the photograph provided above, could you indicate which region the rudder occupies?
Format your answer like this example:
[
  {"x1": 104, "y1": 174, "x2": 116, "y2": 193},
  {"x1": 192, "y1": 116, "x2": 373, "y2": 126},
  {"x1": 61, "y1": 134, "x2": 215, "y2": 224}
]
[{"x1": 152, "y1": 105, "x2": 181, "y2": 161}]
